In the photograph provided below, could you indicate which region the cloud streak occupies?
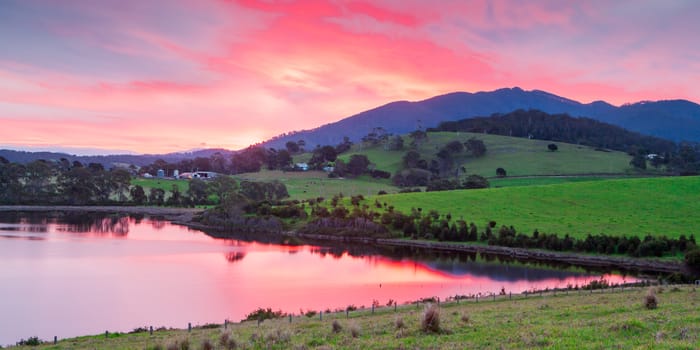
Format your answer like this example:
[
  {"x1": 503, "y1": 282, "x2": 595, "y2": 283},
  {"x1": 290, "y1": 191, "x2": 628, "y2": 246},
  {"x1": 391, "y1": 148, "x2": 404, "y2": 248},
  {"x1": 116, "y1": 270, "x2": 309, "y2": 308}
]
[{"x1": 0, "y1": 0, "x2": 698, "y2": 153}]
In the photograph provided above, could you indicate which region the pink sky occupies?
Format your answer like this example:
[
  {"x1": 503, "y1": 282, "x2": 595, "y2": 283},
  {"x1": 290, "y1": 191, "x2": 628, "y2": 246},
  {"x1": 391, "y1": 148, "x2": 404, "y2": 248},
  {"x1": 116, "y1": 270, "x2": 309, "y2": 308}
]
[{"x1": 1, "y1": 0, "x2": 699, "y2": 154}]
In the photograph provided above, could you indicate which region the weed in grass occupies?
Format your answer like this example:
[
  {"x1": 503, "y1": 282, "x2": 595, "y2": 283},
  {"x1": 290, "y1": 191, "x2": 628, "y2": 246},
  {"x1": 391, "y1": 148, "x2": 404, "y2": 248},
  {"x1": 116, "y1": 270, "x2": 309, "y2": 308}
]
[
  {"x1": 645, "y1": 288, "x2": 659, "y2": 309},
  {"x1": 421, "y1": 303, "x2": 441, "y2": 333},
  {"x1": 655, "y1": 331, "x2": 665, "y2": 342},
  {"x1": 521, "y1": 332, "x2": 550, "y2": 347},
  {"x1": 678, "y1": 327, "x2": 690, "y2": 340},
  {"x1": 332, "y1": 320, "x2": 343, "y2": 333},
  {"x1": 460, "y1": 313, "x2": 470, "y2": 323},
  {"x1": 349, "y1": 323, "x2": 361, "y2": 338}
]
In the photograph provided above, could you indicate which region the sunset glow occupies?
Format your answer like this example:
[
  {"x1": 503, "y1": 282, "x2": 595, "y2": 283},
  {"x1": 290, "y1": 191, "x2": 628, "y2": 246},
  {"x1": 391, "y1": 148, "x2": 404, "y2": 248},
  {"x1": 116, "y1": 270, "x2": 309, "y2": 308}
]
[{"x1": 1, "y1": 0, "x2": 698, "y2": 154}]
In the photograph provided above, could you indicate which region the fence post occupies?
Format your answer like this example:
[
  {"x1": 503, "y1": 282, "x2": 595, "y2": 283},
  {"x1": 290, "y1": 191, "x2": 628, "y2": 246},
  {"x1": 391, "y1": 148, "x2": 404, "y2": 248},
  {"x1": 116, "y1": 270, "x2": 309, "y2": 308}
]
[
  {"x1": 289, "y1": 314, "x2": 292, "y2": 323},
  {"x1": 476, "y1": 295, "x2": 479, "y2": 303},
  {"x1": 509, "y1": 292, "x2": 512, "y2": 300},
  {"x1": 372, "y1": 304, "x2": 375, "y2": 314},
  {"x1": 54, "y1": 336, "x2": 57, "y2": 345},
  {"x1": 394, "y1": 301, "x2": 397, "y2": 312},
  {"x1": 320, "y1": 311, "x2": 323, "y2": 321},
  {"x1": 149, "y1": 326, "x2": 153, "y2": 335},
  {"x1": 225, "y1": 319, "x2": 228, "y2": 329},
  {"x1": 105, "y1": 331, "x2": 108, "y2": 339},
  {"x1": 188, "y1": 322, "x2": 192, "y2": 332},
  {"x1": 492, "y1": 293, "x2": 496, "y2": 301},
  {"x1": 346, "y1": 309, "x2": 349, "y2": 318}
]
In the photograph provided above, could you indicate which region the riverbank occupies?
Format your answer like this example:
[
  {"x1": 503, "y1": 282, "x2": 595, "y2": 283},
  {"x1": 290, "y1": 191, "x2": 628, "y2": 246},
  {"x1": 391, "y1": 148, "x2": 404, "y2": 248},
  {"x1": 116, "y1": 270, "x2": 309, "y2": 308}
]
[
  {"x1": 290, "y1": 233, "x2": 686, "y2": 274},
  {"x1": 8, "y1": 284, "x2": 699, "y2": 349}
]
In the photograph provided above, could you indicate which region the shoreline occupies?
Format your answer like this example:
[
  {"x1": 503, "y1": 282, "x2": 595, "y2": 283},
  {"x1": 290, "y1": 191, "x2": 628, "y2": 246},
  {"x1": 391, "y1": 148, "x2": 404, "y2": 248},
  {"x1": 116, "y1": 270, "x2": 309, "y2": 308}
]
[
  {"x1": 0, "y1": 205, "x2": 204, "y2": 224},
  {"x1": 0, "y1": 205, "x2": 687, "y2": 275}
]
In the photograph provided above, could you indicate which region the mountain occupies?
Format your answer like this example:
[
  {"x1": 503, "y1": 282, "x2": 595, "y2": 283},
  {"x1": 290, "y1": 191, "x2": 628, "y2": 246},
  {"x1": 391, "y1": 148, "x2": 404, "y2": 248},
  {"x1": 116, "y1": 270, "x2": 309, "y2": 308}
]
[
  {"x1": 0, "y1": 148, "x2": 236, "y2": 167},
  {"x1": 263, "y1": 87, "x2": 700, "y2": 149}
]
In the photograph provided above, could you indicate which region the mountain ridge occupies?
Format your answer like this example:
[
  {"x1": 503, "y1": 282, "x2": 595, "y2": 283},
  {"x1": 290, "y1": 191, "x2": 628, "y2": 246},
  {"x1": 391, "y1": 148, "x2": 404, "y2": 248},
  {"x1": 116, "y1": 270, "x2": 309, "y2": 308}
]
[{"x1": 263, "y1": 87, "x2": 700, "y2": 149}]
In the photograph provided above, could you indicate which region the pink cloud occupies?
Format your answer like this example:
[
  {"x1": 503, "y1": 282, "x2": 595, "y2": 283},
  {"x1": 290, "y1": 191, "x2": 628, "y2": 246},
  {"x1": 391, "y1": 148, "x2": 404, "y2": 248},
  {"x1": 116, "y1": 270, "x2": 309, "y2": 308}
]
[{"x1": 1, "y1": 0, "x2": 698, "y2": 153}]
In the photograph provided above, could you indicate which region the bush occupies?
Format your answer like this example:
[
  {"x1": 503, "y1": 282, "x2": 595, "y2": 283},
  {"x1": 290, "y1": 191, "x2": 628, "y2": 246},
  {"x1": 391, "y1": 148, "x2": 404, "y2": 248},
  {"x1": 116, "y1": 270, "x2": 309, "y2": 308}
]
[
  {"x1": 17, "y1": 337, "x2": 41, "y2": 346},
  {"x1": 645, "y1": 288, "x2": 658, "y2": 309},
  {"x1": 243, "y1": 307, "x2": 286, "y2": 322},
  {"x1": 421, "y1": 304, "x2": 441, "y2": 333},
  {"x1": 685, "y1": 248, "x2": 700, "y2": 270}
]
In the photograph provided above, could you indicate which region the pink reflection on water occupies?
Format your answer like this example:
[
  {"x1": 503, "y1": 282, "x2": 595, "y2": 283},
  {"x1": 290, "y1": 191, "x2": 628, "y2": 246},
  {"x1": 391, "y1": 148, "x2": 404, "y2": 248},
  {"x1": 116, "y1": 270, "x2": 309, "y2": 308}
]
[{"x1": 0, "y1": 216, "x2": 637, "y2": 346}]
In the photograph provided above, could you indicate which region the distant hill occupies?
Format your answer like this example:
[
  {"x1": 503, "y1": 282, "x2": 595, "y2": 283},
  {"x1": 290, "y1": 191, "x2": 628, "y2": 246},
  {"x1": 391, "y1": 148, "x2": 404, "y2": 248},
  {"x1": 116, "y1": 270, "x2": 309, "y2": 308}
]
[
  {"x1": 0, "y1": 148, "x2": 236, "y2": 167},
  {"x1": 263, "y1": 87, "x2": 700, "y2": 149},
  {"x1": 429, "y1": 109, "x2": 677, "y2": 154}
]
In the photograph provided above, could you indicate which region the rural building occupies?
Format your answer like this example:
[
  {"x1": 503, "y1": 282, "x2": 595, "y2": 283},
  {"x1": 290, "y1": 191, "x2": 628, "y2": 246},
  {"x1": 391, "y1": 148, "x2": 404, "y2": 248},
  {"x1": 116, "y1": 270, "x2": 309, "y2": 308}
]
[{"x1": 179, "y1": 171, "x2": 218, "y2": 179}]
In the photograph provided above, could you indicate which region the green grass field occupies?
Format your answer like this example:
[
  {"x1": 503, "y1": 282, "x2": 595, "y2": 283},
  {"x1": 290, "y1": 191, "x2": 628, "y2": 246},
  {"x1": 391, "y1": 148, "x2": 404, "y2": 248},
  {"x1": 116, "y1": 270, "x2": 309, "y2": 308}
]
[
  {"x1": 488, "y1": 175, "x2": 643, "y2": 188},
  {"x1": 234, "y1": 170, "x2": 399, "y2": 200},
  {"x1": 340, "y1": 132, "x2": 640, "y2": 177},
  {"x1": 131, "y1": 178, "x2": 190, "y2": 193},
  {"x1": 371, "y1": 176, "x2": 700, "y2": 240},
  {"x1": 14, "y1": 286, "x2": 699, "y2": 349}
]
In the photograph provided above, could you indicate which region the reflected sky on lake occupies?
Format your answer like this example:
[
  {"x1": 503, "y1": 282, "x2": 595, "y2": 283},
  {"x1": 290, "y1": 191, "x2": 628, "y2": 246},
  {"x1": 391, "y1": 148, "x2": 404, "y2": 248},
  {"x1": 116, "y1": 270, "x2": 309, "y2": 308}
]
[{"x1": 0, "y1": 214, "x2": 635, "y2": 346}]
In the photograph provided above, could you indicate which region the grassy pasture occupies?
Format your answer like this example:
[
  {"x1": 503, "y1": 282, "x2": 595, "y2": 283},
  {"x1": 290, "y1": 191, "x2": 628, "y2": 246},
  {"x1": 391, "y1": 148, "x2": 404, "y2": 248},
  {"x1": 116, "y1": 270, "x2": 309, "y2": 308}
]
[
  {"x1": 131, "y1": 178, "x2": 189, "y2": 193},
  {"x1": 340, "y1": 132, "x2": 638, "y2": 177},
  {"x1": 14, "y1": 286, "x2": 699, "y2": 349},
  {"x1": 372, "y1": 176, "x2": 700, "y2": 240},
  {"x1": 234, "y1": 170, "x2": 399, "y2": 200}
]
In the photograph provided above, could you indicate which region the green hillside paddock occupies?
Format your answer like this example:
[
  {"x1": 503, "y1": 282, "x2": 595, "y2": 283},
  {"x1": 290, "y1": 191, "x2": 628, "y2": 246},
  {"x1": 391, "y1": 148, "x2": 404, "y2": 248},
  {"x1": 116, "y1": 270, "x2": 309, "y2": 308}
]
[
  {"x1": 373, "y1": 176, "x2": 700, "y2": 240},
  {"x1": 339, "y1": 132, "x2": 639, "y2": 177}
]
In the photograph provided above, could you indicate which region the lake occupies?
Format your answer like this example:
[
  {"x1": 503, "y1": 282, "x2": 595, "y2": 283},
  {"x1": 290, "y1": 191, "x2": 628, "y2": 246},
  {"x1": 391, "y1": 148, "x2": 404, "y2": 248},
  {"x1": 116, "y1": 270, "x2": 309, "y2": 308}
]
[{"x1": 0, "y1": 212, "x2": 636, "y2": 345}]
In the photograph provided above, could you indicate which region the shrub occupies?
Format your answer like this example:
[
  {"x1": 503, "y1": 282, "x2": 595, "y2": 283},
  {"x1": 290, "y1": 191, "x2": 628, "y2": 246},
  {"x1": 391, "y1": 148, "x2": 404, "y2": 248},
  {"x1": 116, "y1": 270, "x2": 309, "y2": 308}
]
[
  {"x1": 645, "y1": 288, "x2": 658, "y2": 309},
  {"x1": 332, "y1": 320, "x2": 343, "y2": 333},
  {"x1": 17, "y1": 337, "x2": 41, "y2": 346},
  {"x1": 421, "y1": 304, "x2": 441, "y2": 333}
]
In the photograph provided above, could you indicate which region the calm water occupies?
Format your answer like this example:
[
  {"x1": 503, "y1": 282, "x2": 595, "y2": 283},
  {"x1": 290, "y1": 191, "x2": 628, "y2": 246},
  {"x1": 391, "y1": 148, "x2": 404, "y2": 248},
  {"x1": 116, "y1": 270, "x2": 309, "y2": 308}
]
[{"x1": 0, "y1": 213, "x2": 636, "y2": 345}]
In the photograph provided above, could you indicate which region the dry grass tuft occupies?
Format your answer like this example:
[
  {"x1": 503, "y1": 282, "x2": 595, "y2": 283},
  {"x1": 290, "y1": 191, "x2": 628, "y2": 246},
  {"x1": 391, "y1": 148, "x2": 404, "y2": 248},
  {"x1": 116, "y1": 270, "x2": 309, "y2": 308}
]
[
  {"x1": 349, "y1": 323, "x2": 361, "y2": 338},
  {"x1": 460, "y1": 312, "x2": 470, "y2": 323},
  {"x1": 394, "y1": 316, "x2": 405, "y2": 329},
  {"x1": 200, "y1": 339, "x2": 213, "y2": 350},
  {"x1": 421, "y1": 303, "x2": 441, "y2": 333},
  {"x1": 332, "y1": 320, "x2": 343, "y2": 333},
  {"x1": 645, "y1": 288, "x2": 658, "y2": 309}
]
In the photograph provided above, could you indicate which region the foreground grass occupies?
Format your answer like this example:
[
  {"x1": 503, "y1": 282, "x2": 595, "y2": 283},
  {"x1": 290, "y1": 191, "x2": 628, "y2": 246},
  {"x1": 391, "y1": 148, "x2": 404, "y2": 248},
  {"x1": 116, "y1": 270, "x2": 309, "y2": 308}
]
[
  {"x1": 13, "y1": 286, "x2": 699, "y2": 349},
  {"x1": 374, "y1": 176, "x2": 700, "y2": 240}
]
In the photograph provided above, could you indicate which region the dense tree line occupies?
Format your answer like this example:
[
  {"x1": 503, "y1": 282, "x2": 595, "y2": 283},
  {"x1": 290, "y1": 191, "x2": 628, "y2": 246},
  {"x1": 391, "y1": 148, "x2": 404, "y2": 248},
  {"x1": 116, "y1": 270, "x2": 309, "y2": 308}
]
[
  {"x1": 0, "y1": 159, "x2": 133, "y2": 205},
  {"x1": 0, "y1": 158, "x2": 289, "y2": 208},
  {"x1": 429, "y1": 109, "x2": 677, "y2": 155}
]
